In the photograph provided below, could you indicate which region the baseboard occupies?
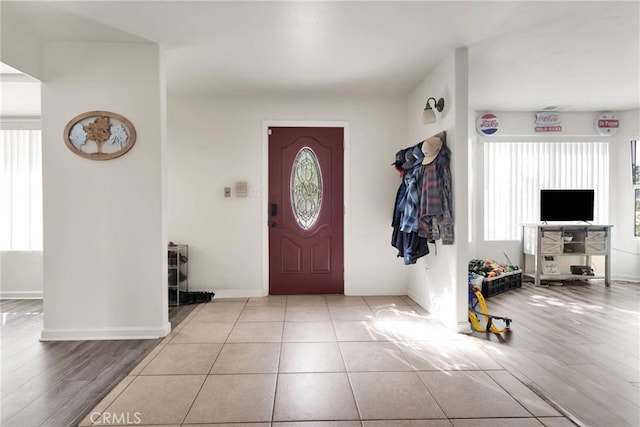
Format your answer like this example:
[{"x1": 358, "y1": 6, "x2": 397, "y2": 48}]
[
  {"x1": 0, "y1": 291, "x2": 43, "y2": 299},
  {"x1": 408, "y1": 289, "x2": 468, "y2": 334},
  {"x1": 406, "y1": 289, "x2": 429, "y2": 312},
  {"x1": 346, "y1": 288, "x2": 407, "y2": 296},
  {"x1": 209, "y1": 288, "x2": 414, "y2": 299},
  {"x1": 457, "y1": 320, "x2": 472, "y2": 334},
  {"x1": 40, "y1": 322, "x2": 171, "y2": 341},
  {"x1": 612, "y1": 275, "x2": 640, "y2": 283},
  {"x1": 205, "y1": 288, "x2": 266, "y2": 299}
]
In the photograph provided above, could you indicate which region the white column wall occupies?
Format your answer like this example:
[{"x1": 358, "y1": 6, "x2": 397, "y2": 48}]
[
  {"x1": 405, "y1": 48, "x2": 470, "y2": 333},
  {"x1": 40, "y1": 42, "x2": 168, "y2": 340}
]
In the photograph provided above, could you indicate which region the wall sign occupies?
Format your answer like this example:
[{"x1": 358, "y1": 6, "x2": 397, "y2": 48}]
[
  {"x1": 594, "y1": 112, "x2": 619, "y2": 136},
  {"x1": 535, "y1": 111, "x2": 562, "y2": 133},
  {"x1": 477, "y1": 113, "x2": 499, "y2": 136},
  {"x1": 64, "y1": 111, "x2": 137, "y2": 160}
]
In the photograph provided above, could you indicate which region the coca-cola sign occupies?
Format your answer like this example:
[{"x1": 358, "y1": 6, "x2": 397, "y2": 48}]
[
  {"x1": 535, "y1": 112, "x2": 562, "y2": 125},
  {"x1": 535, "y1": 112, "x2": 562, "y2": 132},
  {"x1": 536, "y1": 125, "x2": 562, "y2": 133},
  {"x1": 594, "y1": 112, "x2": 620, "y2": 136}
]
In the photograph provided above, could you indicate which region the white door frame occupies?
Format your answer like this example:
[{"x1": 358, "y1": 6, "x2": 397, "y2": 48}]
[{"x1": 261, "y1": 120, "x2": 351, "y2": 296}]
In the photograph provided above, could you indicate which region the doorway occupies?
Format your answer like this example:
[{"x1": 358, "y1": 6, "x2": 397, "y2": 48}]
[{"x1": 268, "y1": 127, "x2": 344, "y2": 294}]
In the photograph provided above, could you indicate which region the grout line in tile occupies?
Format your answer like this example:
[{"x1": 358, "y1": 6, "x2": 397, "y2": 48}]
[
  {"x1": 523, "y1": 381, "x2": 588, "y2": 427},
  {"x1": 179, "y1": 298, "x2": 249, "y2": 425},
  {"x1": 331, "y1": 314, "x2": 364, "y2": 421},
  {"x1": 271, "y1": 330, "x2": 285, "y2": 422},
  {"x1": 162, "y1": 303, "x2": 204, "y2": 344},
  {"x1": 415, "y1": 367, "x2": 454, "y2": 420},
  {"x1": 484, "y1": 370, "x2": 536, "y2": 418},
  {"x1": 128, "y1": 372, "x2": 223, "y2": 376},
  {"x1": 222, "y1": 298, "x2": 248, "y2": 345},
  {"x1": 177, "y1": 375, "x2": 209, "y2": 426},
  {"x1": 128, "y1": 342, "x2": 167, "y2": 376},
  {"x1": 173, "y1": 302, "x2": 204, "y2": 329},
  {"x1": 206, "y1": 342, "x2": 225, "y2": 376}
]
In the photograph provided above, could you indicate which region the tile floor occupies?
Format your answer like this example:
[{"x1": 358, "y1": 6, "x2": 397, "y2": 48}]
[{"x1": 80, "y1": 295, "x2": 573, "y2": 426}]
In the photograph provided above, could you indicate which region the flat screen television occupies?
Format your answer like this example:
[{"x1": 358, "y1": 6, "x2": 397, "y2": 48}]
[{"x1": 540, "y1": 189, "x2": 594, "y2": 222}]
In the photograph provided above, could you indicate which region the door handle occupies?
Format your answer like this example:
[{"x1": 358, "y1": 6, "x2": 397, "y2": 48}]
[
  {"x1": 269, "y1": 221, "x2": 278, "y2": 228},
  {"x1": 270, "y1": 203, "x2": 278, "y2": 216}
]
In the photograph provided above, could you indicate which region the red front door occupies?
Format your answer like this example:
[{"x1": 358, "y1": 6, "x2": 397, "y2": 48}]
[{"x1": 268, "y1": 127, "x2": 344, "y2": 294}]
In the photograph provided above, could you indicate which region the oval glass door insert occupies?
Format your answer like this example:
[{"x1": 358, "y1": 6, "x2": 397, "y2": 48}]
[{"x1": 290, "y1": 147, "x2": 323, "y2": 229}]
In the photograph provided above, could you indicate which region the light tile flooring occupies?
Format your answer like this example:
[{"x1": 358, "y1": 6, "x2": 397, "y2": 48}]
[{"x1": 81, "y1": 295, "x2": 574, "y2": 426}]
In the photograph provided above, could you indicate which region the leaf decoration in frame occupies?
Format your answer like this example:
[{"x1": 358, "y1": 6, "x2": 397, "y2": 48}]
[{"x1": 63, "y1": 111, "x2": 137, "y2": 160}]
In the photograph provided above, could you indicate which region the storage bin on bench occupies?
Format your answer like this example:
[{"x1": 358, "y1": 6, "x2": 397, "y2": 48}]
[{"x1": 482, "y1": 270, "x2": 522, "y2": 298}]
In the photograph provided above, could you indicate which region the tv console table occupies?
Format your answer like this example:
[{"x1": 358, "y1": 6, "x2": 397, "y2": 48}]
[{"x1": 521, "y1": 224, "x2": 612, "y2": 287}]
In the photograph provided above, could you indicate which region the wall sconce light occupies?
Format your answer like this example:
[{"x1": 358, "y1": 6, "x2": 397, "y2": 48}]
[{"x1": 422, "y1": 97, "x2": 445, "y2": 124}]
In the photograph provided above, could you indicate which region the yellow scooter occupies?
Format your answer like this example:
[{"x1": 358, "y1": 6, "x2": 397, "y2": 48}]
[{"x1": 468, "y1": 277, "x2": 512, "y2": 333}]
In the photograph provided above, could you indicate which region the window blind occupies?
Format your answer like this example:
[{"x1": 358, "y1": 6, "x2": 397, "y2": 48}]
[
  {"x1": 484, "y1": 142, "x2": 609, "y2": 240},
  {"x1": 0, "y1": 129, "x2": 43, "y2": 250}
]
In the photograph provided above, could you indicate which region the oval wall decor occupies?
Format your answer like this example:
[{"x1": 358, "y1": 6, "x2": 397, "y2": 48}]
[
  {"x1": 63, "y1": 111, "x2": 137, "y2": 160},
  {"x1": 594, "y1": 112, "x2": 620, "y2": 136},
  {"x1": 476, "y1": 112, "x2": 499, "y2": 136},
  {"x1": 290, "y1": 147, "x2": 323, "y2": 230}
]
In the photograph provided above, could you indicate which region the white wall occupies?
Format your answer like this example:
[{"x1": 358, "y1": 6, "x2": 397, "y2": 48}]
[
  {"x1": 405, "y1": 48, "x2": 470, "y2": 333},
  {"x1": 0, "y1": 251, "x2": 43, "y2": 298},
  {"x1": 0, "y1": 80, "x2": 41, "y2": 117},
  {"x1": 471, "y1": 109, "x2": 640, "y2": 280},
  {"x1": 0, "y1": 17, "x2": 42, "y2": 80},
  {"x1": 0, "y1": 19, "x2": 45, "y2": 300},
  {"x1": 40, "y1": 42, "x2": 169, "y2": 340},
  {"x1": 167, "y1": 95, "x2": 408, "y2": 297}
]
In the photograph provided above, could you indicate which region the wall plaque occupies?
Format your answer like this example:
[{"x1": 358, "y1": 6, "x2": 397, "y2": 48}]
[
  {"x1": 535, "y1": 111, "x2": 562, "y2": 132},
  {"x1": 477, "y1": 112, "x2": 499, "y2": 136},
  {"x1": 64, "y1": 111, "x2": 137, "y2": 160},
  {"x1": 594, "y1": 112, "x2": 619, "y2": 136}
]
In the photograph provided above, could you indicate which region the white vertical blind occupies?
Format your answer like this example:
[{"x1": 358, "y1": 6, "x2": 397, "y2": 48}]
[
  {"x1": 0, "y1": 129, "x2": 43, "y2": 250},
  {"x1": 484, "y1": 142, "x2": 609, "y2": 240}
]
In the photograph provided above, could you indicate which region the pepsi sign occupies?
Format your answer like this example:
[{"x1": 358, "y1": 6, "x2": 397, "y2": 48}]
[{"x1": 477, "y1": 113, "x2": 499, "y2": 136}]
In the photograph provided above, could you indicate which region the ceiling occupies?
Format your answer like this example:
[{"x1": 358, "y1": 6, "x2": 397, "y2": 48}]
[{"x1": 1, "y1": 1, "x2": 639, "y2": 114}]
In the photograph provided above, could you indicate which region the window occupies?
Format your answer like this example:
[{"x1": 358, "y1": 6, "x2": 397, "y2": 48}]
[
  {"x1": 484, "y1": 142, "x2": 609, "y2": 240},
  {"x1": 0, "y1": 128, "x2": 43, "y2": 250},
  {"x1": 290, "y1": 147, "x2": 323, "y2": 230}
]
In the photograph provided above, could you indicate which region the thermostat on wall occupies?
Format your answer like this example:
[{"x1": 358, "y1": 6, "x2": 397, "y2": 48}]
[{"x1": 235, "y1": 181, "x2": 248, "y2": 197}]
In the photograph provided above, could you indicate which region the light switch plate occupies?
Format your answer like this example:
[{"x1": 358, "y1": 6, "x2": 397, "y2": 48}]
[{"x1": 224, "y1": 187, "x2": 231, "y2": 197}]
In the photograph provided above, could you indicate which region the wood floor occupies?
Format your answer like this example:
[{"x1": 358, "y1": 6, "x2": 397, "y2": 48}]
[
  {"x1": 470, "y1": 279, "x2": 640, "y2": 427},
  {"x1": 0, "y1": 300, "x2": 195, "y2": 427}
]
